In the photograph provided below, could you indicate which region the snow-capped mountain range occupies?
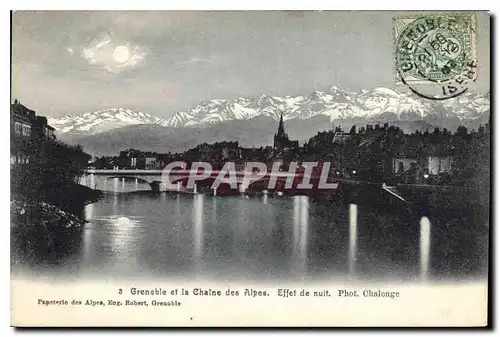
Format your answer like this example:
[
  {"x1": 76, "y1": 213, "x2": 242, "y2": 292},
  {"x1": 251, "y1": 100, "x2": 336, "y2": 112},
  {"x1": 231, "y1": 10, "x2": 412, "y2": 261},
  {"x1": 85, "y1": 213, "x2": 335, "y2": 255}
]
[
  {"x1": 48, "y1": 108, "x2": 163, "y2": 135},
  {"x1": 158, "y1": 86, "x2": 490, "y2": 128},
  {"x1": 49, "y1": 86, "x2": 490, "y2": 136}
]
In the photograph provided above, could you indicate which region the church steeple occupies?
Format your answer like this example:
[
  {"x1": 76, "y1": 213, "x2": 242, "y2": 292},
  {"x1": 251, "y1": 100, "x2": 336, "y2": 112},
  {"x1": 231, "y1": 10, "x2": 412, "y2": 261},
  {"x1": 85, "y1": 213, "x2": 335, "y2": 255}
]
[
  {"x1": 277, "y1": 112, "x2": 285, "y2": 137},
  {"x1": 273, "y1": 111, "x2": 298, "y2": 156}
]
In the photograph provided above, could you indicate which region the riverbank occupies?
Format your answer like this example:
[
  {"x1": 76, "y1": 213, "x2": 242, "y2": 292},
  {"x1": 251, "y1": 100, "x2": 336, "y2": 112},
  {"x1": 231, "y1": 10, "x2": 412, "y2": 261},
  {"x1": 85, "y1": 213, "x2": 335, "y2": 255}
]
[
  {"x1": 11, "y1": 198, "x2": 85, "y2": 231},
  {"x1": 11, "y1": 184, "x2": 104, "y2": 235},
  {"x1": 335, "y1": 180, "x2": 490, "y2": 219},
  {"x1": 37, "y1": 183, "x2": 104, "y2": 216}
]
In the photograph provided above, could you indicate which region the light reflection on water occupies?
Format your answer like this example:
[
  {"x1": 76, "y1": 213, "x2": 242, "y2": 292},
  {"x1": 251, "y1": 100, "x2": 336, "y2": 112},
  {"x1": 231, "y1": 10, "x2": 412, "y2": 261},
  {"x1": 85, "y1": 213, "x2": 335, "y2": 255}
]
[
  {"x1": 349, "y1": 203, "x2": 357, "y2": 277},
  {"x1": 293, "y1": 196, "x2": 308, "y2": 278},
  {"x1": 11, "y1": 179, "x2": 489, "y2": 282},
  {"x1": 193, "y1": 194, "x2": 204, "y2": 274},
  {"x1": 420, "y1": 216, "x2": 431, "y2": 282}
]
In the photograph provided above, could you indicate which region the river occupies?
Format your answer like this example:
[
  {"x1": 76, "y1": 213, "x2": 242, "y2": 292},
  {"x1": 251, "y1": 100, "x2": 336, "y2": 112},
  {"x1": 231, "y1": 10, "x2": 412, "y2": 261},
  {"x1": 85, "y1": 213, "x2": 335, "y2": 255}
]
[{"x1": 11, "y1": 177, "x2": 489, "y2": 283}]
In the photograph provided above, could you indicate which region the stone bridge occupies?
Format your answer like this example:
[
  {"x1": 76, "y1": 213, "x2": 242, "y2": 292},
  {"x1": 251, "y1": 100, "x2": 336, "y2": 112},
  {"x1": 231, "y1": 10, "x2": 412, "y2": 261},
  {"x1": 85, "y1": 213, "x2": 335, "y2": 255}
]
[{"x1": 82, "y1": 168, "x2": 335, "y2": 194}]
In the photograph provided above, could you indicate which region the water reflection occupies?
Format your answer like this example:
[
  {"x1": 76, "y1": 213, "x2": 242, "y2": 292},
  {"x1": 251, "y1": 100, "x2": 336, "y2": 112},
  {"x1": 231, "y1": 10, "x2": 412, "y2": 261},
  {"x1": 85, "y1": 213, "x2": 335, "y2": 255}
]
[
  {"x1": 212, "y1": 196, "x2": 217, "y2": 223},
  {"x1": 292, "y1": 196, "x2": 309, "y2": 278},
  {"x1": 111, "y1": 217, "x2": 136, "y2": 250},
  {"x1": 11, "y1": 178, "x2": 489, "y2": 281},
  {"x1": 82, "y1": 218, "x2": 92, "y2": 265},
  {"x1": 193, "y1": 194, "x2": 204, "y2": 273},
  {"x1": 85, "y1": 201, "x2": 94, "y2": 220},
  {"x1": 349, "y1": 204, "x2": 358, "y2": 277},
  {"x1": 420, "y1": 216, "x2": 431, "y2": 281},
  {"x1": 81, "y1": 174, "x2": 97, "y2": 189},
  {"x1": 112, "y1": 192, "x2": 118, "y2": 216},
  {"x1": 82, "y1": 203, "x2": 94, "y2": 265}
]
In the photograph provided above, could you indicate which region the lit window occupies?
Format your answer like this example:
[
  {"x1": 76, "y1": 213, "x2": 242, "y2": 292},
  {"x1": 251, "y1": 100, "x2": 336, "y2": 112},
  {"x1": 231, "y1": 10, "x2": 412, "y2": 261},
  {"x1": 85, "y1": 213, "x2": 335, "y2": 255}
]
[{"x1": 14, "y1": 122, "x2": 22, "y2": 135}]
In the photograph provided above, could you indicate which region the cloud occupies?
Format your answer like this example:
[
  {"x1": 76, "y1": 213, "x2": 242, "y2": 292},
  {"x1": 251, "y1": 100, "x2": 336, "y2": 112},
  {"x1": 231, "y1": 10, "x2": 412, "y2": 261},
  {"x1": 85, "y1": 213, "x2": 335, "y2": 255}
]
[
  {"x1": 175, "y1": 55, "x2": 217, "y2": 67},
  {"x1": 78, "y1": 32, "x2": 148, "y2": 73}
]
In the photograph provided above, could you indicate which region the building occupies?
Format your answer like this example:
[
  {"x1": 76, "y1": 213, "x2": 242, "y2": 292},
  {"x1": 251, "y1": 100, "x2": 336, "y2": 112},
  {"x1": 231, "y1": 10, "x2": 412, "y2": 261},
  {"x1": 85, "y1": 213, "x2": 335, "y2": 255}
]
[
  {"x1": 11, "y1": 100, "x2": 57, "y2": 165},
  {"x1": 393, "y1": 157, "x2": 418, "y2": 175},
  {"x1": 332, "y1": 131, "x2": 353, "y2": 144},
  {"x1": 32, "y1": 116, "x2": 56, "y2": 140},
  {"x1": 11, "y1": 99, "x2": 34, "y2": 138},
  {"x1": 273, "y1": 112, "x2": 299, "y2": 155},
  {"x1": 145, "y1": 157, "x2": 164, "y2": 170},
  {"x1": 11, "y1": 100, "x2": 56, "y2": 140},
  {"x1": 392, "y1": 155, "x2": 454, "y2": 184},
  {"x1": 145, "y1": 157, "x2": 157, "y2": 170},
  {"x1": 427, "y1": 156, "x2": 453, "y2": 175},
  {"x1": 393, "y1": 156, "x2": 453, "y2": 176}
]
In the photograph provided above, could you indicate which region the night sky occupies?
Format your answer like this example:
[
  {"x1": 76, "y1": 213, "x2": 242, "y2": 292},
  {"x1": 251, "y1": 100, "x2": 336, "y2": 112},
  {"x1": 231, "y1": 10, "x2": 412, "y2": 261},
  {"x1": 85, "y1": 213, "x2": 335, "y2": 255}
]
[{"x1": 11, "y1": 11, "x2": 490, "y2": 118}]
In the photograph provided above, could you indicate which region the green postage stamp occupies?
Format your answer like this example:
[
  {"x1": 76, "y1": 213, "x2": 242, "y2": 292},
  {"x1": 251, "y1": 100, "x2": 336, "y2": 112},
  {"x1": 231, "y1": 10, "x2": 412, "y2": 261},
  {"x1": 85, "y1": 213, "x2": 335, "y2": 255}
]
[{"x1": 393, "y1": 13, "x2": 477, "y2": 99}]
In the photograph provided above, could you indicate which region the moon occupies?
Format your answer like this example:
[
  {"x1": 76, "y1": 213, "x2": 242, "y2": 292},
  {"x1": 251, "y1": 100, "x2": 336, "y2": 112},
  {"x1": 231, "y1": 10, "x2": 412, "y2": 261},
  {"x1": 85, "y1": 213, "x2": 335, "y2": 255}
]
[{"x1": 112, "y1": 45, "x2": 130, "y2": 63}]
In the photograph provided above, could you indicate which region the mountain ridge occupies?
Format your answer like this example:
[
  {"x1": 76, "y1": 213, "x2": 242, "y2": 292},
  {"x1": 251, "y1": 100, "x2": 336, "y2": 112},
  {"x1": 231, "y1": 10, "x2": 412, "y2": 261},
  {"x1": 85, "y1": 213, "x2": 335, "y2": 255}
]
[
  {"x1": 59, "y1": 117, "x2": 436, "y2": 156},
  {"x1": 156, "y1": 86, "x2": 489, "y2": 129},
  {"x1": 48, "y1": 108, "x2": 164, "y2": 135},
  {"x1": 49, "y1": 85, "x2": 490, "y2": 156},
  {"x1": 49, "y1": 86, "x2": 490, "y2": 136}
]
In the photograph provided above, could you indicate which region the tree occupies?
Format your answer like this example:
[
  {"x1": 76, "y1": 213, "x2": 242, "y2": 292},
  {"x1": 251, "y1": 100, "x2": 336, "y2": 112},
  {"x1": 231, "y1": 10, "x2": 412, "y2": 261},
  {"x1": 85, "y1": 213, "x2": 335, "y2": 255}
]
[{"x1": 456, "y1": 125, "x2": 468, "y2": 138}]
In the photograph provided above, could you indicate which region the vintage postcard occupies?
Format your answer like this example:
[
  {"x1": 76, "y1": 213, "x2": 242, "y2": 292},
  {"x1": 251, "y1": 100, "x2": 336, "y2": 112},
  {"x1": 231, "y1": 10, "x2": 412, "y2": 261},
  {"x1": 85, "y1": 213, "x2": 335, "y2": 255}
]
[{"x1": 10, "y1": 10, "x2": 491, "y2": 327}]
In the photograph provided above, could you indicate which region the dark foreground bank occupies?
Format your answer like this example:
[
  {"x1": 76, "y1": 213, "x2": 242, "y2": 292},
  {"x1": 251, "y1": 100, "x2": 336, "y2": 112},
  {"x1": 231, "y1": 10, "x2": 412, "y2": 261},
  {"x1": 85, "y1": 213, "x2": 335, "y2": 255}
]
[{"x1": 11, "y1": 183, "x2": 103, "y2": 233}]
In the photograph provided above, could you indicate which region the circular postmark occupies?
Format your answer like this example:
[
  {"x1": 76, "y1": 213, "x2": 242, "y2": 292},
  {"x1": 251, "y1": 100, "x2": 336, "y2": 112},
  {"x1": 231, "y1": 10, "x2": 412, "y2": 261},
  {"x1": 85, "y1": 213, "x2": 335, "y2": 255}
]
[{"x1": 395, "y1": 15, "x2": 478, "y2": 100}]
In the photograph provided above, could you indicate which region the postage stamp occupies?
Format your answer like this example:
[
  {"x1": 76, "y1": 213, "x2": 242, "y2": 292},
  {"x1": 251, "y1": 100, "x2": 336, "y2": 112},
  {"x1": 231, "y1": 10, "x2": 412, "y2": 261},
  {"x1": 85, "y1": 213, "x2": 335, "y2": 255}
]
[{"x1": 393, "y1": 13, "x2": 478, "y2": 100}]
